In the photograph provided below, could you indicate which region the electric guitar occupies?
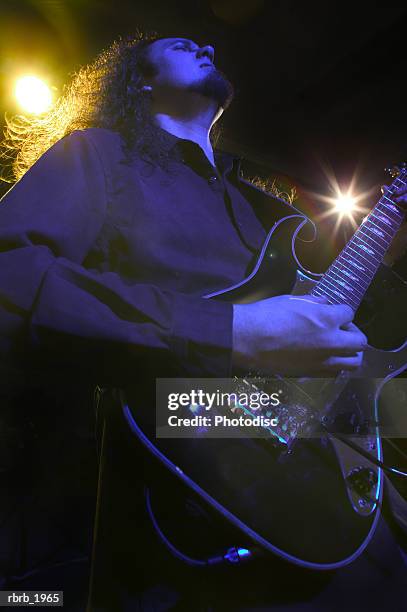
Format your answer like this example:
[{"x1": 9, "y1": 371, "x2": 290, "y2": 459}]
[{"x1": 115, "y1": 166, "x2": 407, "y2": 570}]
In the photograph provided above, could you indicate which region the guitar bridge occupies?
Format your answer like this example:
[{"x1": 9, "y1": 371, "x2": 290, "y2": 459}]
[{"x1": 230, "y1": 376, "x2": 321, "y2": 451}]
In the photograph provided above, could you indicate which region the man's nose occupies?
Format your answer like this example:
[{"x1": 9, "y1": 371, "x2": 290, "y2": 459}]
[{"x1": 196, "y1": 45, "x2": 215, "y2": 63}]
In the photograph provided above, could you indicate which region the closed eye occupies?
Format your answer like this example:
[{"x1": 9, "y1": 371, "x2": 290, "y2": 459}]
[{"x1": 172, "y1": 42, "x2": 199, "y2": 52}]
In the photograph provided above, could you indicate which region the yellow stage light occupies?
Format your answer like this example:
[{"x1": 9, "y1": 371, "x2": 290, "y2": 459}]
[{"x1": 14, "y1": 76, "x2": 53, "y2": 115}]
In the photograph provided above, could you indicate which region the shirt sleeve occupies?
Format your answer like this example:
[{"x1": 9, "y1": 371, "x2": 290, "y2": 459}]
[{"x1": 0, "y1": 130, "x2": 233, "y2": 387}]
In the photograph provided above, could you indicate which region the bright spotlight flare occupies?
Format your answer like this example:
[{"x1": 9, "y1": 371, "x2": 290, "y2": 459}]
[
  {"x1": 309, "y1": 161, "x2": 378, "y2": 240},
  {"x1": 14, "y1": 76, "x2": 53, "y2": 115},
  {"x1": 333, "y1": 190, "x2": 357, "y2": 215}
]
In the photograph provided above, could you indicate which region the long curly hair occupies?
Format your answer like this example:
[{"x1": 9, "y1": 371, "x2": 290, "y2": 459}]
[{"x1": 1, "y1": 32, "x2": 220, "y2": 183}]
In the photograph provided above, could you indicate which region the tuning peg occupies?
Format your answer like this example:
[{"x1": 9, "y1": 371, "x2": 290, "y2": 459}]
[{"x1": 385, "y1": 166, "x2": 400, "y2": 178}]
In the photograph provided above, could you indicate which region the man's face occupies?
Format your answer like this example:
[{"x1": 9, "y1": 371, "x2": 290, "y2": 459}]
[{"x1": 144, "y1": 37, "x2": 234, "y2": 109}]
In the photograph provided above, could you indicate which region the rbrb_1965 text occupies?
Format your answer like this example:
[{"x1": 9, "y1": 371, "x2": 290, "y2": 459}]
[{"x1": 0, "y1": 591, "x2": 63, "y2": 607}]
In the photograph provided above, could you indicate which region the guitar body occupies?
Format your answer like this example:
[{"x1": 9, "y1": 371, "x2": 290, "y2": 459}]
[{"x1": 121, "y1": 214, "x2": 407, "y2": 569}]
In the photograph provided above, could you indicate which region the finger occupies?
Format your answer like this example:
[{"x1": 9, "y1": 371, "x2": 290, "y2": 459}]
[
  {"x1": 382, "y1": 183, "x2": 407, "y2": 205},
  {"x1": 392, "y1": 181, "x2": 407, "y2": 194},
  {"x1": 309, "y1": 294, "x2": 329, "y2": 303},
  {"x1": 394, "y1": 193, "x2": 407, "y2": 205},
  {"x1": 323, "y1": 353, "x2": 364, "y2": 372},
  {"x1": 329, "y1": 330, "x2": 368, "y2": 353},
  {"x1": 340, "y1": 321, "x2": 357, "y2": 331},
  {"x1": 380, "y1": 184, "x2": 404, "y2": 195},
  {"x1": 340, "y1": 322, "x2": 368, "y2": 342},
  {"x1": 322, "y1": 303, "x2": 355, "y2": 326}
]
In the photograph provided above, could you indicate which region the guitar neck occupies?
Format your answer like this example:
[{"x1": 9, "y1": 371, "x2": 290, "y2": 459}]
[{"x1": 311, "y1": 171, "x2": 406, "y2": 311}]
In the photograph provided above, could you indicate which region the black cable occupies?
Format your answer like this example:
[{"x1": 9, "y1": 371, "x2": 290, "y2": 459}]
[{"x1": 144, "y1": 487, "x2": 255, "y2": 567}]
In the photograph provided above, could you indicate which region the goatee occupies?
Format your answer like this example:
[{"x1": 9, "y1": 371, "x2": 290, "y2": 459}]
[{"x1": 189, "y1": 68, "x2": 234, "y2": 109}]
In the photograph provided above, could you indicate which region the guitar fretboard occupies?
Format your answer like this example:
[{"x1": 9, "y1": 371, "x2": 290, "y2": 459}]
[{"x1": 311, "y1": 171, "x2": 406, "y2": 310}]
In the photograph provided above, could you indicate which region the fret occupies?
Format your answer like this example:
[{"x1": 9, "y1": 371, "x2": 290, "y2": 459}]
[
  {"x1": 376, "y1": 208, "x2": 404, "y2": 231},
  {"x1": 328, "y1": 262, "x2": 360, "y2": 283},
  {"x1": 324, "y1": 272, "x2": 354, "y2": 293},
  {"x1": 365, "y1": 225, "x2": 388, "y2": 241},
  {"x1": 331, "y1": 263, "x2": 358, "y2": 282},
  {"x1": 380, "y1": 195, "x2": 402, "y2": 210},
  {"x1": 374, "y1": 206, "x2": 399, "y2": 226},
  {"x1": 340, "y1": 256, "x2": 370, "y2": 280},
  {"x1": 382, "y1": 194, "x2": 395, "y2": 205},
  {"x1": 315, "y1": 283, "x2": 352, "y2": 306},
  {"x1": 395, "y1": 177, "x2": 406, "y2": 186},
  {"x1": 380, "y1": 200, "x2": 404, "y2": 219},
  {"x1": 318, "y1": 277, "x2": 359, "y2": 309},
  {"x1": 345, "y1": 245, "x2": 377, "y2": 272},
  {"x1": 357, "y1": 227, "x2": 388, "y2": 250},
  {"x1": 349, "y1": 234, "x2": 383, "y2": 260},
  {"x1": 317, "y1": 283, "x2": 360, "y2": 310},
  {"x1": 312, "y1": 285, "x2": 341, "y2": 305},
  {"x1": 313, "y1": 279, "x2": 361, "y2": 309},
  {"x1": 363, "y1": 215, "x2": 394, "y2": 237},
  {"x1": 320, "y1": 277, "x2": 346, "y2": 295},
  {"x1": 359, "y1": 243, "x2": 382, "y2": 261},
  {"x1": 328, "y1": 269, "x2": 364, "y2": 297},
  {"x1": 325, "y1": 288, "x2": 358, "y2": 309},
  {"x1": 339, "y1": 268, "x2": 364, "y2": 284},
  {"x1": 358, "y1": 223, "x2": 388, "y2": 242},
  {"x1": 367, "y1": 217, "x2": 393, "y2": 239}
]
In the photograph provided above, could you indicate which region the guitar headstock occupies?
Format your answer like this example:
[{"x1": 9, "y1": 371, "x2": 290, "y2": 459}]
[{"x1": 385, "y1": 162, "x2": 407, "y2": 179}]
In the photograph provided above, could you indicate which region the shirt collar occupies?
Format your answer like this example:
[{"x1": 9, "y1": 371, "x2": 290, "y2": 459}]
[{"x1": 153, "y1": 126, "x2": 237, "y2": 176}]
